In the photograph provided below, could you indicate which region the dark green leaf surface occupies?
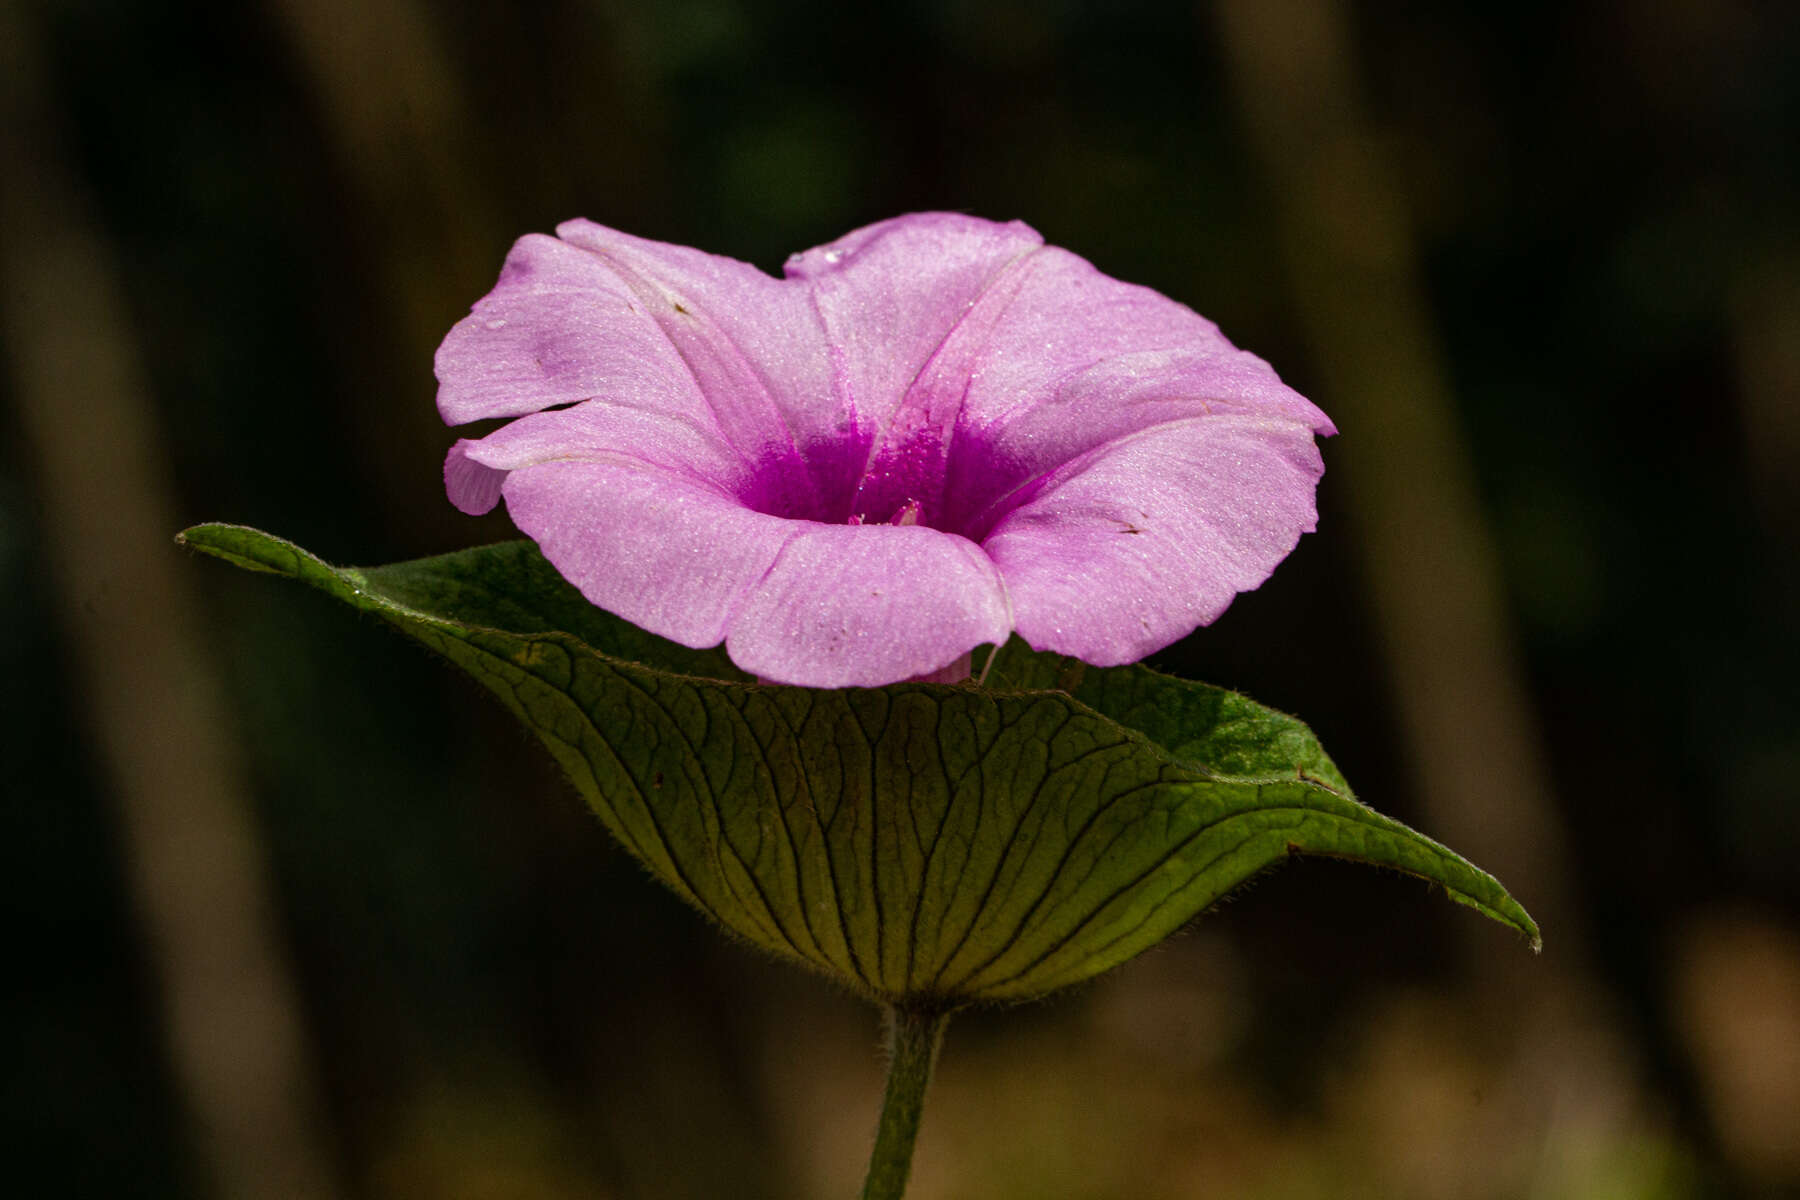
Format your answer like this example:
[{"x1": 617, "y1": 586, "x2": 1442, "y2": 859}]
[{"x1": 181, "y1": 524, "x2": 1539, "y2": 1004}]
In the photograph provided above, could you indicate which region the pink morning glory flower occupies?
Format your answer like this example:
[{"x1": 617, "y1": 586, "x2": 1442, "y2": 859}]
[{"x1": 438, "y1": 213, "x2": 1334, "y2": 688}]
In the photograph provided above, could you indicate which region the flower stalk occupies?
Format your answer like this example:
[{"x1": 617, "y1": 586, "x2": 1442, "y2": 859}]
[{"x1": 859, "y1": 1005, "x2": 952, "y2": 1200}]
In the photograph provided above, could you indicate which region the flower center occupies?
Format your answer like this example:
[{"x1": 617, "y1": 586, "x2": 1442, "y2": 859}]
[{"x1": 742, "y1": 433, "x2": 970, "y2": 533}]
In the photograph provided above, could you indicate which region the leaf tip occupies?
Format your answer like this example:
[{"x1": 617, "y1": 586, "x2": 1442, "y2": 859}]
[
  {"x1": 175, "y1": 521, "x2": 237, "y2": 550},
  {"x1": 1506, "y1": 906, "x2": 1543, "y2": 955},
  {"x1": 174, "y1": 522, "x2": 227, "y2": 549}
]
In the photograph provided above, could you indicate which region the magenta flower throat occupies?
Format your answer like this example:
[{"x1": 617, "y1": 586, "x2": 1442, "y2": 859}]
[{"x1": 440, "y1": 213, "x2": 1335, "y2": 687}]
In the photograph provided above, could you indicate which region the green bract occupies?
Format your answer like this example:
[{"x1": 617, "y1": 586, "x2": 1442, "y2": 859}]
[{"x1": 181, "y1": 523, "x2": 1537, "y2": 1005}]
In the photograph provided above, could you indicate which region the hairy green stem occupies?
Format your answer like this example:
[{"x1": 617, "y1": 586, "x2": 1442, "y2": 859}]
[{"x1": 858, "y1": 1005, "x2": 951, "y2": 1200}]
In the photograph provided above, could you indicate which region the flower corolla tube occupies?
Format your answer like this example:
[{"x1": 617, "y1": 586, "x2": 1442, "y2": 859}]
[{"x1": 439, "y1": 213, "x2": 1335, "y2": 688}]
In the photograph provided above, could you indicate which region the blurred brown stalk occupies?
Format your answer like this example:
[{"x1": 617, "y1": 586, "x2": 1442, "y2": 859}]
[{"x1": 0, "y1": 2, "x2": 339, "y2": 1196}]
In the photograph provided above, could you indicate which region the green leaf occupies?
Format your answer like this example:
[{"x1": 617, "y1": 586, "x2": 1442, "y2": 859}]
[
  {"x1": 981, "y1": 639, "x2": 1355, "y2": 797},
  {"x1": 181, "y1": 524, "x2": 1539, "y2": 1004}
]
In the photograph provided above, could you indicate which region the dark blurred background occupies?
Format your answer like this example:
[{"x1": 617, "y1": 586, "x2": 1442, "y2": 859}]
[{"x1": 4, "y1": 0, "x2": 1797, "y2": 1197}]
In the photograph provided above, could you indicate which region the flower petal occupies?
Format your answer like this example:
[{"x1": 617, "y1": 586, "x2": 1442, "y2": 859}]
[
  {"x1": 435, "y1": 233, "x2": 710, "y2": 427},
  {"x1": 940, "y1": 247, "x2": 1333, "y2": 532},
  {"x1": 784, "y1": 213, "x2": 1043, "y2": 441},
  {"x1": 454, "y1": 398, "x2": 750, "y2": 492},
  {"x1": 951, "y1": 346, "x2": 1328, "y2": 538},
  {"x1": 554, "y1": 219, "x2": 839, "y2": 517},
  {"x1": 499, "y1": 458, "x2": 793, "y2": 650},
  {"x1": 984, "y1": 414, "x2": 1324, "y2": 665},
  {"x1": 726, "y1": 524, "x2": 1012, "y2": 688},
  {"x1": 445, "y1": 439, "x2": 506, "y2": 515},
  {"x1": 956, "y1": 247, "x2": 1250, "y2": 426}
]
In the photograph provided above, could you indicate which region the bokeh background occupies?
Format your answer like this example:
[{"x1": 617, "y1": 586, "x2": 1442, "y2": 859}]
[{"x1": 4, "y1": 0, "x2": 1797, "y2": 1197}]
